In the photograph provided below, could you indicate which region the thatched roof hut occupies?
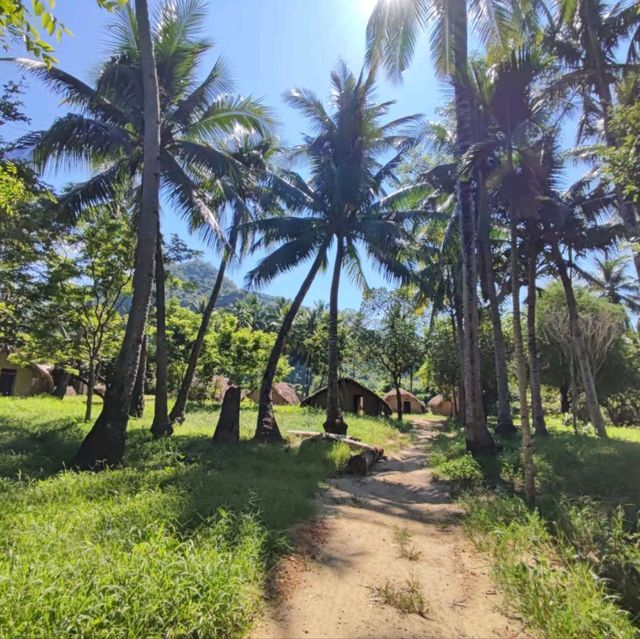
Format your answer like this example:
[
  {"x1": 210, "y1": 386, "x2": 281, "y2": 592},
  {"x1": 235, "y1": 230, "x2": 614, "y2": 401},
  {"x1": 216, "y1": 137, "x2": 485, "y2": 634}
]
[
  {"x1": 383, "y1": 388, "x2": 426, "y2": 414},
  {"x1": 427, "y1": 394, "x2": 454, "y2": 416},
  {"x1": 301, "y1": 377, "x2": 392, "y2": 417},
  {"x1": 248, "y1": 382, "x2": 300, "y2": 406},
  {"x1": 0, "y1": 349, "x2": 54, "y2": 396}
]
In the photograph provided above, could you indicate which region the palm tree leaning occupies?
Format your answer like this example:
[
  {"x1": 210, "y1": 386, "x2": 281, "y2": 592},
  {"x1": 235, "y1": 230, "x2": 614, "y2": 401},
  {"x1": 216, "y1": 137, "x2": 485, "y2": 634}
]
[
  {"x1": 248, "y1": 62, "x2": 428, "y2": 440},
  {"x1": 169, "y1": 137, "x2": 277, "y2": 426},
  {"x1": 366, "y1": 0, "x2": 515, "y2": 454},
  {"x1": 78, "y1": 0, "x2": 160, "y2": 469},
  {"x1": 11, "y1": 0, "x2": 272, "y2": 465}
]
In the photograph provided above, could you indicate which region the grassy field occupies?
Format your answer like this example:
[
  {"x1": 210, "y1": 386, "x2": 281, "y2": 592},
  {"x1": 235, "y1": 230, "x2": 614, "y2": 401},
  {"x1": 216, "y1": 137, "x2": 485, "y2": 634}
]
[
  {"x1": 0, "y1": 395, "x2": 411, "y2": 638},
  {"x1": 428, "y1": 417, "x2": 640, "y2": 639}
]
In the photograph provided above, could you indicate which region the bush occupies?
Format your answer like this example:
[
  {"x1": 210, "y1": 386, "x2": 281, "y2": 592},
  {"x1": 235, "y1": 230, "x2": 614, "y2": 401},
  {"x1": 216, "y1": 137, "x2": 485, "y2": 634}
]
[{"x1": 465, "y1": 494, "x2": 637, "y2": 639}]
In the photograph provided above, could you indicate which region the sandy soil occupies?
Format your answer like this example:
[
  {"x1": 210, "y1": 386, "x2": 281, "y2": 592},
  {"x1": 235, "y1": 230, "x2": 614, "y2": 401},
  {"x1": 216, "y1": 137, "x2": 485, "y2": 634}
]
[{"x1": 250, "y1": 420, "x2": 528, "y2": 639}]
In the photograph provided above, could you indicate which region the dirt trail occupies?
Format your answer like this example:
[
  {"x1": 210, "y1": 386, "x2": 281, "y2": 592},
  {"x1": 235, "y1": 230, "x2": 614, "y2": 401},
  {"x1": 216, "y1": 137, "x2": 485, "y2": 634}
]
[{"x1": 250, "y1": 420, "x2": 527, "y2": 639}]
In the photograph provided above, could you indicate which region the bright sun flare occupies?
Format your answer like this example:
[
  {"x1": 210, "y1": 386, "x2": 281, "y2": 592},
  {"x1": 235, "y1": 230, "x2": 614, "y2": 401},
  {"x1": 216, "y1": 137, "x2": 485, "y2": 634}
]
[{"x1": 356, "y1": 0, "x2": 379, "y2": 16}]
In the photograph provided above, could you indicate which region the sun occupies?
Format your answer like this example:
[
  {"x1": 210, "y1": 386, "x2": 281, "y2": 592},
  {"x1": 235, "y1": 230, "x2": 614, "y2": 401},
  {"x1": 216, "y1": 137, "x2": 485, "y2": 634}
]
[{"x1": 356, "y1": 0, "x2": 379, "y2": 16}]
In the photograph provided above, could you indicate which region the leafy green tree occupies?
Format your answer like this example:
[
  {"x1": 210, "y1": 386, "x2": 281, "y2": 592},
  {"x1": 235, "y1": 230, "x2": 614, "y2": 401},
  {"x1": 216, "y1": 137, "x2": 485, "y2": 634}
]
[
  {"x1": 354, "y1": 289, "x2": 425, "y2": 420},
  {"x1": 537, "y1": 282, "x2": 627, "y2": 434},
  {"x1": 247, "y1": 61, "x2": 425, "y2": 441},
  {"x1": 211, "y1": 314, "x2": 290, "y2": 392},
  {"x1": 0, "y1": 0, "x2": 128, "y2": 66},
  {"x1": 15, "y1": 206, "x2": 133, "y2": 421}
]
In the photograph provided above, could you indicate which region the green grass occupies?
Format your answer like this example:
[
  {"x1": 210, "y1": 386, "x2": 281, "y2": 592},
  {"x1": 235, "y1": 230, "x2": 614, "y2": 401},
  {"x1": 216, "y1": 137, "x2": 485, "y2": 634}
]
[
  {"x1": 428, "y1": 418, "x2": 640, "y2": 639},
  {"x1": 0, "y1": 395, "x2": 411, "y2": 638}
]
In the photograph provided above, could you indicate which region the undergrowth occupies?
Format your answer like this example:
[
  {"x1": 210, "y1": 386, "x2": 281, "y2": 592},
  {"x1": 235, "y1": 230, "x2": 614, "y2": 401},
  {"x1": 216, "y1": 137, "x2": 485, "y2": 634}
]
[
  {"x1": 0, "y1": 396, "x2": 407, "y2": 638},
  {"x1": 428, "y1": 418, "x2": 640, "y2": 639}
]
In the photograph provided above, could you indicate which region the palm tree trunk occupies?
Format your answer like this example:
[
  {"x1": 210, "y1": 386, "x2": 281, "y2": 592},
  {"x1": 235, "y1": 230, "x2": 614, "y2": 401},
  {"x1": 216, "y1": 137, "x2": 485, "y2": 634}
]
[
  {"x1": 451, "y1": 293, "x2": 466, "y2": 424},
  {"x1": 324, "y1": 237, "x2": 347, "y2": 435},
  {"x1": 72, "y1": 0, "x2": 160, "y2": 470},
  {"x1": 511, "y1": 219, "x2": 535, "y2": 506},
  {"x1": 451, "y1": 0, "x2": 496, "y2": 454},
  {"x1": 169, "y1": 229, "x2": 237, "y2": 425},
  {"x1": 255, "y1": 249, "x2": 326, "y2": 443},
  {"x1": 482, "y1": 241, "x2": 515, "y2": 436},
  {"x1": 551, "y1": 240, "x2": 607, "y2": 437},
  {"x1": 526, "y1": 224, "x2": 547, "y2": 436},
  {"x1": 151, "y1": 236, "x2": 172, "y2": 438},
  {"x1": 129, "y1": 334, "x2": 147, "y2": 418}
]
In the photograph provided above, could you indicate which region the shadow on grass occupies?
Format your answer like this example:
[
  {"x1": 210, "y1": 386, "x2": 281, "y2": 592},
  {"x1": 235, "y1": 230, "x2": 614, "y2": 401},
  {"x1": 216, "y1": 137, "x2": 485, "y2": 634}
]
[
  {"x1": 0, "y1": 418, "x2": 86, "y2": 479},
  {"x1": 431, "y1": 423, "x2": 640, "y2": 509}
]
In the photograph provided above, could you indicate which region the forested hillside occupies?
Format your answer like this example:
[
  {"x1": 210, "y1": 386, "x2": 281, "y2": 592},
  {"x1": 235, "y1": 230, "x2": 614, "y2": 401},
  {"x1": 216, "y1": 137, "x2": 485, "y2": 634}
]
[{"x1": 168, "y1": 259, "x2": 278, "y2": 310}]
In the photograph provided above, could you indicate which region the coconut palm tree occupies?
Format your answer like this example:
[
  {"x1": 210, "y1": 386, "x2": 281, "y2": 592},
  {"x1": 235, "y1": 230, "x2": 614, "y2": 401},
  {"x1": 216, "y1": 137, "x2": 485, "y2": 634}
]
[
  {"x1": 168, "y1": 136, "x2": 277, "y2": 426},
  {"x1": 365, "y1": 0, "x2": 517, "y2": 454},
  {"x1": 576, "y1": 255, "x2": 640, "y2": 314},
  {"x1": 10, "y1": 0, "x2": 273, "y2": 466},
  {"x1": 463, "y1": 47, "x2": 551, "y2": 436},
  {"x1": 247, "y1": 62, "x2": 428, "y2": 439},
  {"x1": 546, "y1": 0, "x2": 640, "y2": 283}
]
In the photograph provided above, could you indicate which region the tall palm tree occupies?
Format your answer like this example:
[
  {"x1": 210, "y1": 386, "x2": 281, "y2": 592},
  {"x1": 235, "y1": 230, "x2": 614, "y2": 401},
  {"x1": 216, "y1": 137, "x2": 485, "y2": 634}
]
[
  {"x1": 547, "y1": 0, "x2": 640, "y2": 283},
  {"x1": 169, "y1": 136, "x2": 277, "y2": 426},
  {"x1": 576, "y1": 255, "x2": 640, "y2": 314},
  {"x1": 248, "y1": 62, "x2": 428, "y2": 439},
  {"x1": 11, "y1": 0, "x2": 273, "y2": 465},
  {"x1": 75, "y1": 0, "x2": 160, "y2": 468},
  {"x1": 466, "y1": 48, "x2": 553, "y2": 437},
  {"x1": 365, "y1": 0, "x2": 515, "y2": 454}
]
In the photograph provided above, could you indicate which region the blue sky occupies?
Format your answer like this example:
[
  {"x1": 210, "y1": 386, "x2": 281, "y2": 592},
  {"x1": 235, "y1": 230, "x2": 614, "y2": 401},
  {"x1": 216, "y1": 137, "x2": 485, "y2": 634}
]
[
  {"x1": 1, "y1": 0, "x2": 589, "y2": 309},
  {"x1": 1, "y1": 0, "x2": 448, "y2": 309}
]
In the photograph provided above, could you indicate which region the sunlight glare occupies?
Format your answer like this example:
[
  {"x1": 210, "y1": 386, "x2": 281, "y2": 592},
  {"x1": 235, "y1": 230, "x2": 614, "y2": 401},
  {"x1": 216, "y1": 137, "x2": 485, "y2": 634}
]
[{"x1": 356, "y1": 0, "x2": 379, "y2": 17}]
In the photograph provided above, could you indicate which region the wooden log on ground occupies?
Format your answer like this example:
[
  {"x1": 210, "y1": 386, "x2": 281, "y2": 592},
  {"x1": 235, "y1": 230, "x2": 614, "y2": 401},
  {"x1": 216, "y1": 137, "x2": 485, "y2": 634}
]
[
  {"x1": 212, "y1": 385, "x2": 240, "y2": 444},
  {"x1": 346, "y1": 446, "x2": 384, "y2": 476}
]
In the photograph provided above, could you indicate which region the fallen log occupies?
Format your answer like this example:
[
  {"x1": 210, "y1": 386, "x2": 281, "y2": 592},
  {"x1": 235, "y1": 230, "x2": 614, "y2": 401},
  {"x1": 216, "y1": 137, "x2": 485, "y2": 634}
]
[
  {"x1": 288, "y1": 430, "x2": 384, "y2": 475},
  {"x1": 346, "y1": 447, "x2": 384, "y2": 476}
]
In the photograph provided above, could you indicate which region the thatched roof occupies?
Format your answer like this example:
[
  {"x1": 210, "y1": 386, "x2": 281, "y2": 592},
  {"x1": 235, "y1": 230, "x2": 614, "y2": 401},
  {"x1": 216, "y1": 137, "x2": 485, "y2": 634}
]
[
  {"x1": 383, "y1": 387, "x2": 426, "y2": 409},
  {"x1": 248, "y1": 382, "x2": 300, "y2": 405},
  {"x1": 302, "y1": 377, "x2": 392, "y2": 413},
  {"x1": 31, "y1": 363, "x2": 54, "y2": 387},
  {"x1": 273, "y1": 382, "x2": 300, "y2": 404}
]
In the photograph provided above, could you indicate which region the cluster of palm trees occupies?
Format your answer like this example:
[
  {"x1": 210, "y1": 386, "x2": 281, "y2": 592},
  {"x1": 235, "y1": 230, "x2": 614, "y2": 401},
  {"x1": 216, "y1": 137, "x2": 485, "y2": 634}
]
[{"x1": 9, "y1": 0, "x2": 640, "y2": 485}]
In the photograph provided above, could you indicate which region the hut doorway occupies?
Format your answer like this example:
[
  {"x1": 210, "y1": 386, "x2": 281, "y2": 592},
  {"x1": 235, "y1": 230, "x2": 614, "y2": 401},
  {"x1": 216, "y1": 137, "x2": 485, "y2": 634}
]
[
  {"x1": 353, "y1": 395, "x2": 364, "y2": 415},
  {"x1": 0, "y1": 368, "x2": 16, "y2": 396},
  {"x1": 403, "y1": 400, "x2": 411, "y2": 414}
]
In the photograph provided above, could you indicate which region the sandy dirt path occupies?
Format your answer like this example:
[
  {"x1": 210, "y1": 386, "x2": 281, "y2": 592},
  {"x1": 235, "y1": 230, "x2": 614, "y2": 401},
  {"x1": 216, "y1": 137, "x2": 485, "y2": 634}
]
[{"x1": 250, "y1": 420, "x2": 527, "y2": 639}]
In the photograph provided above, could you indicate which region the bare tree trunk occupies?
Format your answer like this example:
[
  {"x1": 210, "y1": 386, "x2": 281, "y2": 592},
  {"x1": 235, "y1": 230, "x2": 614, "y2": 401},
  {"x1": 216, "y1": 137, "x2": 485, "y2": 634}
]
[
  {"x1": 451, "y1": 0, "x2": 496, "y2": 455},
  {"x1": 129, "y1": 335, "x2": 147, "y2": 418},
  {"x1": 324, "y1": 237, "x2": 347, "y2": 435},
  {"x1": 151, "y1": 237, "x2": 172, "y2": 438},
  {"x1": 551, "y1": 240, "x2": 607, "y2": 437},
  {"x1": 72, "y1": 0, "x2": 160, "y2": 470},
  {"x1": 51, "y1": 366, "x2": 70, "y2": 399},
  {"x1": 255, "y1": 249, "x2": 326, "y2": 443},
  {"x1": 485, "y1": 258, "x2": 515, "y2": 436},
  {"x1": 212, "y1": 385, "x2": 240, "y2": 444},
  {"x1": 394, "y1": 381, "x2": 403, "y2": 421},
  {"x1": 526, "y1": 224, "x2": 547, "y2": 436},
  {"x1": 170, "y1": 229, "x2": 237, "y2": 425},
  {"x1": 559, "y1": 384, "x2": 570, "y2": 414},
  {"x1": 84, "y1": 361, "x2": 95, "y2": 422},
  {"x1": 511, "y1": 220, "x2": 535, "y2": 506}
]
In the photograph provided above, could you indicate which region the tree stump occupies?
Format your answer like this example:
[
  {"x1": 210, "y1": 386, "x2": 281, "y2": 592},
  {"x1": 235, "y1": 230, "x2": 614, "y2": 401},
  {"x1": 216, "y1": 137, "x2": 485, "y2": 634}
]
[{"x1": 212, "y1": 385, "x2": 240, "y2": 444}]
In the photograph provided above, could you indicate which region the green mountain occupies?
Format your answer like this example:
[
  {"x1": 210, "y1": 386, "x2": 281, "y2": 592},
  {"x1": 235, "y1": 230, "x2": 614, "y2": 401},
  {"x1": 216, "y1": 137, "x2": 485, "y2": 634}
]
[{"x1": 167, "y1": 259, "x2": 277, "y2": 311}]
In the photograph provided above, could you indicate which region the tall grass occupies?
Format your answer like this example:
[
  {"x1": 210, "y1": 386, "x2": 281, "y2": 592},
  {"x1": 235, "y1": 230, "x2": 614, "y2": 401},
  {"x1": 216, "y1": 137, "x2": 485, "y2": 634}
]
[
  {"x1": 0, "y1": 396, "x2": 408, "y2": 638},
  {"x1": 428, "y1": 419, "x2": 640, "y2": 638}
]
